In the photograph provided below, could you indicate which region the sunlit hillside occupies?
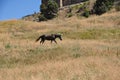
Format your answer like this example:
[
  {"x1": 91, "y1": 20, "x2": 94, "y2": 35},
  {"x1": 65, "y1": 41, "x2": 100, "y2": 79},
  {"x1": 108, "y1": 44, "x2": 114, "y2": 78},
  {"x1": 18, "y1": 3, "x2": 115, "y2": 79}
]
[{"x1": 0, "y1": 11, "x2": 120, "y2": 80}]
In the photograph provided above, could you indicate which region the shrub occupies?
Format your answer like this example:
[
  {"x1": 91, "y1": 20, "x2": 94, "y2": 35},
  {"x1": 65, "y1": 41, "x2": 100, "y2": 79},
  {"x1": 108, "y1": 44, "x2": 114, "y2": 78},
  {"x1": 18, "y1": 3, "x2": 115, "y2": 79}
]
[
  {"x1": 115, "y1": 6, "x2": 120, "y2": 11},
  {"x1": 5, "y1": 43, "x2": 11, "y2": 49},
  {"x1": 38, "y1": 14, "x2": 47, "y2": 21},
  {"x1": 83, "y1": 9, "x2": 90, "y2": 18},
  {"x1": 93, "y1": 0, "x2": 114, "y2": 15},
  {"x1": 115, "y1": 2, "x2": 120, "y2": 11},
  {"x1": 66, "y1": 13, "x2": 73, "y2": 18}
]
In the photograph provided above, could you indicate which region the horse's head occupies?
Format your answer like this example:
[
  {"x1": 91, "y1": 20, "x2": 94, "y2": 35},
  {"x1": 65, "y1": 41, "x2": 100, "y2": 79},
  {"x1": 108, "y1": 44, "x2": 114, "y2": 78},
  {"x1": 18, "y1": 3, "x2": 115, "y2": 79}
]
[{"x1": 55, "y1": 34, "x2": 62, "y2": 41}]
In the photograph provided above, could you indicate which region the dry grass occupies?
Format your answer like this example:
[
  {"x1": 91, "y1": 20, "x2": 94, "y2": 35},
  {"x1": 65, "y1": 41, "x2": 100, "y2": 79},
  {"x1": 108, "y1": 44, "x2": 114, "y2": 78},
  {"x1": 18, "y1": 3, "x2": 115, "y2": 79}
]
[{"x1": 0, "y1": 12, "x2": 120, "y2": 80}]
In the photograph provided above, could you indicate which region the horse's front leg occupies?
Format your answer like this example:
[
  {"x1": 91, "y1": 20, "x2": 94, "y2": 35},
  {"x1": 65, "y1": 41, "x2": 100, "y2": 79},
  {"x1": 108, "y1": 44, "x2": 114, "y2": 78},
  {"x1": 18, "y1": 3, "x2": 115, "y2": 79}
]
[
  {"x1": 42, "y1": 40, "x2": 45, "y2": 44},
  {"x1": 53, "y1": 40, "x2": 57, "y2": 44},
  {"x1": 51, "y1": 40, "x2": 53, "y2": 43}
]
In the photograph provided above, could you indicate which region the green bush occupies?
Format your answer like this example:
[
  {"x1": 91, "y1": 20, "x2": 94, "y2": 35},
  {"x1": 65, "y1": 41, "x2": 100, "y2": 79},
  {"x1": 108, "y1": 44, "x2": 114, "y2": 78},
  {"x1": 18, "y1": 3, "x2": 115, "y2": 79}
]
[
  {"x1": 38, "y1": 14, "x2": 47, "y2": 21},
  {"x1": 115, "y1": 2, "x2": 120, "y2": 11},
  {"x1": 93, "y1": 0, "x2": 114, "y2": 15},
  {"x1": 66, "y1": 13, "x2": 73, "y2": 18},
  {"x1": 5, "y1": 43, "x2": 11, "y2": 49},
  {"x1": 115, "y1": 6, "x2": 120, "y2": 11},
  {"x1": 83, "y1": 9, "x2": 90, "y2": 18}
]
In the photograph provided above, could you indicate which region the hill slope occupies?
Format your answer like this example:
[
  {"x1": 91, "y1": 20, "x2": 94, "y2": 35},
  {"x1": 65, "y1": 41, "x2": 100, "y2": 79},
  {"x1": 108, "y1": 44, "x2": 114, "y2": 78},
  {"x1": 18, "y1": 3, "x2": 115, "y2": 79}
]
[{"x1": 0, "y1": 12, "x2": 120, "y2": 80}]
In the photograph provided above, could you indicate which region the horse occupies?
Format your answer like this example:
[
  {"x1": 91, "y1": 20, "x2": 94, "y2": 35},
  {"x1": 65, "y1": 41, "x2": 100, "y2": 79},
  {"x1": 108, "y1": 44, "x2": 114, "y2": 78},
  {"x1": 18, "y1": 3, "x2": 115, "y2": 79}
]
[{"x1": 36, "y1": 34, "x2": 62, "y2": 44}]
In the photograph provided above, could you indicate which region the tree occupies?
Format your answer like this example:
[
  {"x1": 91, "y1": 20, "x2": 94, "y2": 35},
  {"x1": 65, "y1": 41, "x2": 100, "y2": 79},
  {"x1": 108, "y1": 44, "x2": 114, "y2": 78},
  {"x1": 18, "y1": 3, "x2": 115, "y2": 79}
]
[
  {"x1": 40, "y1": 3, "x2": 47, "y2": 16},
  {"x1": 40, "y1": 0, "x2": 58, "y2": 19},
  {"x1": 93, "y1": 0, "x2": 114, "y2": 15}
]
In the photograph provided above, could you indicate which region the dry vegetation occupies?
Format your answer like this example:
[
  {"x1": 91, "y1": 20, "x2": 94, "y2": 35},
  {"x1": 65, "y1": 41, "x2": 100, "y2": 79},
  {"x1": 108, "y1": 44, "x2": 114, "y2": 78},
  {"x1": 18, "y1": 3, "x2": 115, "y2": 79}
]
[{"x1": 0, "y1": 11, "x2": 120, "y2": 80}]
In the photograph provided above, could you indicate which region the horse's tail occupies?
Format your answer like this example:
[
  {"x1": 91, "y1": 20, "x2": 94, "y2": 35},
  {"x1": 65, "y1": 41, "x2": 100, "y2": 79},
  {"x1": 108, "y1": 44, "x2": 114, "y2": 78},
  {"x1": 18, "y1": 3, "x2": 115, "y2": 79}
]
[
  {"x1": 35, "y1": 35, "x2": 45, "y2": 42},
  {"x1": 36, "y1": 36, "x2": 40, "y2": 42}
]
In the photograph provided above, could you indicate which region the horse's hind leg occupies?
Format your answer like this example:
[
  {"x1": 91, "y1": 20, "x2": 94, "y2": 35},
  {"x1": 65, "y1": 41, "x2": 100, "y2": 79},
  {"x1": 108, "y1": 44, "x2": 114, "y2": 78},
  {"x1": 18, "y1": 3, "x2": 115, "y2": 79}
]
[
  {"x1": 40, "y1": 40, "x2": 45, "y2": 44},
  {"x1": 40, "y1": 40, "x2": 43, "y2": 44}
]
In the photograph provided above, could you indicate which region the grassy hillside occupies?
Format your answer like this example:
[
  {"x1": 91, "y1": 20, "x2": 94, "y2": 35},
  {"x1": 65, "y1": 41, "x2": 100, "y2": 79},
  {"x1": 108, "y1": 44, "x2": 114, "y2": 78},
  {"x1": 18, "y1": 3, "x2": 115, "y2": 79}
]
[{"x1": 0, "y1": 11, "x2": 120, "y2": 80}]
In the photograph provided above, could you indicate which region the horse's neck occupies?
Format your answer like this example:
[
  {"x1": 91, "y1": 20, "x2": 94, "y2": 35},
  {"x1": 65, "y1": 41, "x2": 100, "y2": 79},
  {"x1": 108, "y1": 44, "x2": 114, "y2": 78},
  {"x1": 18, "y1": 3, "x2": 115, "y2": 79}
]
[{"x1": 54, "y1": 35, "x2": 58, "y2": 38}]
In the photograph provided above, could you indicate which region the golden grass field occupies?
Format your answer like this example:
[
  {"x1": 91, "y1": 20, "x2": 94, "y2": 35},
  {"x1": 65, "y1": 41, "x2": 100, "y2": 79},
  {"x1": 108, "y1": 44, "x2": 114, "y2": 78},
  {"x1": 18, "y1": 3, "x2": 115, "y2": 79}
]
[{"x1": 0, "y1": 11, "x2": 120, "y2": 80}]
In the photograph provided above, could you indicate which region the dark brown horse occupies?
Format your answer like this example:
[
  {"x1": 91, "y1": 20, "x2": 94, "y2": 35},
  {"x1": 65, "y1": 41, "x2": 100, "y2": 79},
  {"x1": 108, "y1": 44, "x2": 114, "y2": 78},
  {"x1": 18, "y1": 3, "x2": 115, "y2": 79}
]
[{"x1": 36, "y1": 34, "x2": 62, "y2": 44}]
